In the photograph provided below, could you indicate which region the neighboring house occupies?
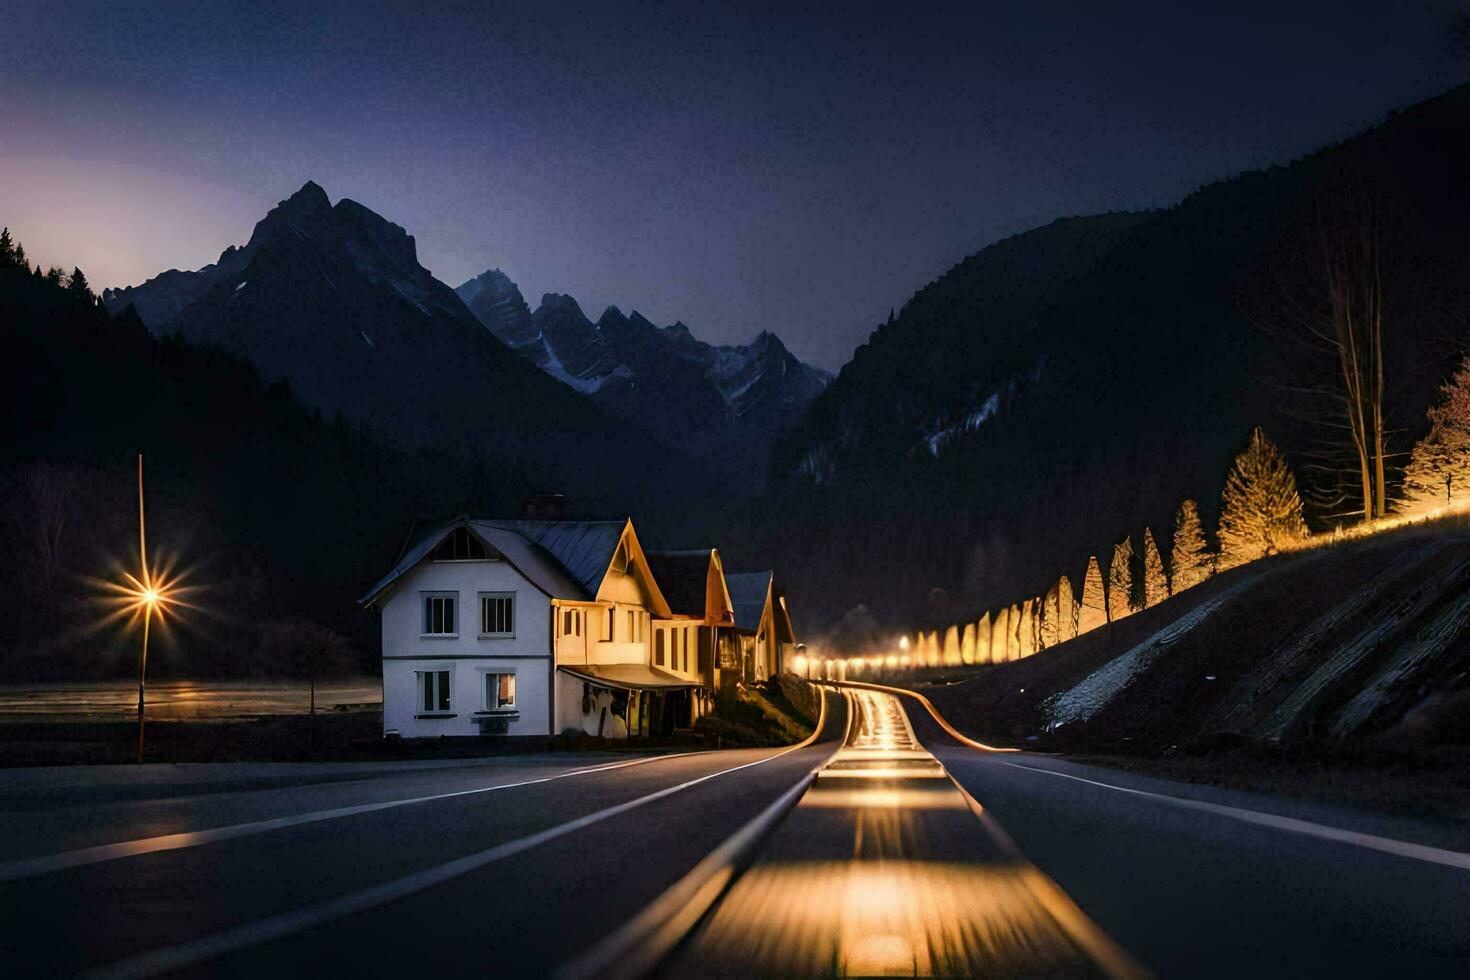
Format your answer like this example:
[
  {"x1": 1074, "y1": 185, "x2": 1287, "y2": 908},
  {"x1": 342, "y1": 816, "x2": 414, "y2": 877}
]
[
  {"x1": 360, "y1": 517, "x2": 701, "y2": 739},
  {"x1": 646, "y1": 549, "x2": 737, "y2": 700},
  {"x1": 725, "y1": 570, "x2": 799, "y2": 682}
]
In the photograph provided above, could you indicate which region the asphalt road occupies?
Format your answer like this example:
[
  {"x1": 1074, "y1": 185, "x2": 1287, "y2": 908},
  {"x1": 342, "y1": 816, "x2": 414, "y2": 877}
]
[
  {"x1": 0, "y1": 700, "x2": 848, "y2": 978},
  {"x1": 4, "y1": 686, "x2": 1470, "y2": 977}
]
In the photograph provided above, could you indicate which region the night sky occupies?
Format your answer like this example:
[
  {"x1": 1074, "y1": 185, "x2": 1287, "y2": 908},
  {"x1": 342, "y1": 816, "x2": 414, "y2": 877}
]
[{"x1": 3, "y1": 1, "x2": 1467, "y2": 370}]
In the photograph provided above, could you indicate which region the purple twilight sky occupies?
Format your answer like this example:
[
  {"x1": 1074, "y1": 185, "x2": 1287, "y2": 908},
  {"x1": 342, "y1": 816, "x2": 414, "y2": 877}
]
[{"x1": 2, "y1": 1, "x2": 1468, "y2": 370}]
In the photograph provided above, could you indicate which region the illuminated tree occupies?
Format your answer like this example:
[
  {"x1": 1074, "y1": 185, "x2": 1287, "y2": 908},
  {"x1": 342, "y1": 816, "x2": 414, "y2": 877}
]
[
  {"x1": 1018, "y1": 599, "x2": 1036, "y2": 658},
  {"x1": 976, "y1": 612, "x2": 993, "y2": 664},
  {"x1": 1004, "y1": 603, "x2": 1021, "y2": 660},
  {"x1": 942, "y1": 624, "x2": 961, "y2": 665},
  {"x1": 960, "y1": 622, "x2": 976, "y2": 664},
  {"x1": 1039, "y1": 582, "x2": 1060, "y2": 649},
  {"x1": 990, "y1": 607, "x2": 1009, "y2": 662},
  {"x1": 1218, "y1": 427, "x2": 1308, "y2": 568},
  {"x1": 1056, "y1": 574, "x2": 1077, "y2": 643},
  {"x1": 1078, "y1": 556, "x2": 1108, "y2": 635},
  {"x1": 1170, "y1": 499, "x2": 1213, "y2": 592},
  {"x1": 1142, "y1": 528, "x2": 1168, "y2": 608},
  {"x1": 1428, "y1": 355, "x2": 1470, "y2": 434},
  {"x1": 1397, "y1": 424, "x2": 1470, "y2": 515},
  {"x1": 1108, "y1": 537, "x2": 1136, "y2": 621}
]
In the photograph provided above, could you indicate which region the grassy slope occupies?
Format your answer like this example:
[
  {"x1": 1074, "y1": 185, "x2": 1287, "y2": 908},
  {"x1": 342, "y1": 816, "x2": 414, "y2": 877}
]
[{"x1": 910, "y1": 515, "x2": 1470, "y2": 754}]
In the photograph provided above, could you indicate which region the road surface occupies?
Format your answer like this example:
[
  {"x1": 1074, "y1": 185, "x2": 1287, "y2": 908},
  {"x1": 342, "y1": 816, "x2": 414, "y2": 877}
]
[{"x1": 2, "y1": 686, "x2": 1469, "y2": 976}]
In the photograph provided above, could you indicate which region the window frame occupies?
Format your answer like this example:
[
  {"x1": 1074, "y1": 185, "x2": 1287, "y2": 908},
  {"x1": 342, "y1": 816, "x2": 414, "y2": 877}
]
[
  {"x1": 477, "y1": 591, "x2": 515, "y2": 639},
  {"x1": 420, "y1": 592, "x2": 458, "y2": 638},
  {"x1": 415, "y1": 666, "x2": 454, "y2": 716},
  {"x1": 478, "y1": 668, "x2": 517, "y2": 712}
]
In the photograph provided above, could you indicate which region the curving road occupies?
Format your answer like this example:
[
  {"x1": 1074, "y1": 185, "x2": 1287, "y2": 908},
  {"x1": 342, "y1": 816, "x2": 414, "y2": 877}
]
[{"x1": 3, "y1": 686, "x2": 1470, "y2": 977}]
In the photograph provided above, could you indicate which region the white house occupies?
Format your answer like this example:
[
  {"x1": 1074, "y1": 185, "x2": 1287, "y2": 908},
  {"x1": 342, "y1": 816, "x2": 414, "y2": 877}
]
[{"x1": 360, "y1": 516, "x2": 700, "y2": 739}]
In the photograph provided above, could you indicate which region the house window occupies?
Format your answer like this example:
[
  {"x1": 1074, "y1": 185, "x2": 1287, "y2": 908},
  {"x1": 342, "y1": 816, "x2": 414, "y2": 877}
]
[
  {"x1": 606, "y1": 607, "x2": 615, "y2": 641},
  {"x1": 627, "y1": 610, "x2": 636, "y2": 643},
  {"x1": 479, "y1": 593, "x2": 514, "y2": 636},
  {"x1": 422, "y1": 594, "x2": 457, "y2": 636},
  {"x1": 655, "y1": 630, "x2": 666, "y2": 666},
  {"x1": 484, "y1": 672, "x2": 516, "y2": 710},
  {"x1": 684, "y1": 628, "x2": 692, "y2": 671},
  {"x1": 417, "y1": 670, "x2": 451, "y2": 713},
  {"x1": 563, "y1": 609, "x2": 581, "y2": 637}
]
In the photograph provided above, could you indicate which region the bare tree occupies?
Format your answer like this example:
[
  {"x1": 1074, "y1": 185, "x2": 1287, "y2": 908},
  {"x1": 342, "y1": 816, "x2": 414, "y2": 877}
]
[
  {"x1": 1246, "y1": 179, "x2": 1387, "y2": 523},
  {"x1": 4, "y1": 463, "x2": 83, "y2": 586}
]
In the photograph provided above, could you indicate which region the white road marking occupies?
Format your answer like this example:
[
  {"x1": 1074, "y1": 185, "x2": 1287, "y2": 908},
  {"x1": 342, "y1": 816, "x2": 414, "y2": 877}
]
[
  {"x1": 84, "y1": 740, "x2": 823, "y2": 979},
  {"x1": 998, "y1": 761, "x2": 1470, "y2": 872},
  {"x1": 0, "y1": 753, "x2": 704, "y2": 883}
]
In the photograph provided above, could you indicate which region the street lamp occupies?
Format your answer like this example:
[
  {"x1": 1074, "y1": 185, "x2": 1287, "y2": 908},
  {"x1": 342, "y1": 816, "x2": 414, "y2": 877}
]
[{"x1": 118, "y1": 454, "x2": 177, "y2": 764}]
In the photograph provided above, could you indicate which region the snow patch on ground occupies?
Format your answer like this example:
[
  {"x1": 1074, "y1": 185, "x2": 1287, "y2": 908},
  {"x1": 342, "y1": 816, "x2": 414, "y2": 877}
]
[
  {"x1": 233, "y1": 281, "x2": 247, "y2": 293},
  {"x1": 1044, "y1": 579, "x2": 1253, "y2": 730},
  {"x1": 360, "y1": 330, "x2": 375, "y2": 348},
  {"x1": 540, "y1": 340, "x2": 612, "y2": 395}
]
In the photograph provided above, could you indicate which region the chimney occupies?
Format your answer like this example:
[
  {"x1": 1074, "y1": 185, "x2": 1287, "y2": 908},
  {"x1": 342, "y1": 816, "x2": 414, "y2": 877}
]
[{"x1": 521, "y1": 493, "x2": 567, "y2": 520}]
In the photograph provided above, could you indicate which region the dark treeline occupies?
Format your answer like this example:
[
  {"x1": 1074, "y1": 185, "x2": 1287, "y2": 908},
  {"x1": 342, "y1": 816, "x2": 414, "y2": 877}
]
[{"x1": 0, "y1": 243, "x2": 507, "y2": 682}]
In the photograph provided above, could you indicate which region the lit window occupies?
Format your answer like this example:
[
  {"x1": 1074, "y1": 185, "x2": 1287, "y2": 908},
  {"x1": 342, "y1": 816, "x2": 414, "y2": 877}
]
[
  {"x1": 479, "y1": 593, "x2": 514, "y2": 636},
  {"x1": 417, "y1": 670, "x2": 451, "y2": 713},
  {"x1": 484, "y1": 672, "x2": 516, "y2": 710},
  {"x1": 422, "y1": 594, "x2": 456, "y2": 636}
]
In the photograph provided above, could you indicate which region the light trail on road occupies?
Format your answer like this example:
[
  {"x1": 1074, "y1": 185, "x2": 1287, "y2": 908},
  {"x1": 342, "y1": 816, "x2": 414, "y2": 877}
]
[{"x1": 667, "y1": 688, "x2": 1142, "y2": 978}]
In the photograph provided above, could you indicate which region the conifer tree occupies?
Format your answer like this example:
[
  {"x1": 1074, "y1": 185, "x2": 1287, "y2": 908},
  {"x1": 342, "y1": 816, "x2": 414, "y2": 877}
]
[
  {"x1": 45, "y1": 266, "x2": 65, "y2": 288},
  {"x1": 942, "y1": 625, "x2": 961, "y2": 665},
  {"x1": 1039, "y1": 582, "x2": 1061, "y2": 649},
  {"x1": 1142, "y1": 528, "x2": 1169, "y2": 608},
  {"x1": 1018, "y1": 599, "x2": 1036, "y2": 658},
  {"x1": 68, "y1": 267, "x2": 93, "y2": 303},
  {"x1": 1078, "y1": 557, "x2": 1108, "y2": 634},
  {"x1": 1005, "y1": 603, "x2": 1022, "y2": 660},
  {"x1": 0, "y1": 227, "x2": 14, "y2": 266},
  {"x1": 991, "y1": 607, "x2": 1009, "y2": 662},
  {"x1": 1056, "y1": 574, "x2": 1078, "y2": 643},
  {"x1": 1397, "y1": 424, "x2": 1470, "y2": 515},
  {"x1": 1218, "y1": 427, "x2": 1308, "y2": 568},
  {"x1": 976, "y1": 612, "x2": 992, "y2": 664},
  {"x1": 1170, "y1": 499, "x2": 1213, "y2": 592},
  {"x1": 1108, "y1": 538, "x2": 1136, "y2": 621},
  {"x1": 960, "y1": 622, "x2": 976, "y2": 664},
  {"x1": 14, "y1": 242, "x2": 27, "y2": 269}
]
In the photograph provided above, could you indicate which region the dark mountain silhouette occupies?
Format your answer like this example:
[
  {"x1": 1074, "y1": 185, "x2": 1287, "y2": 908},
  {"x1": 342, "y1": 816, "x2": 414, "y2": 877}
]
[
  {"x1": 1, "y1": 260, "x2": 511, "y2": 679},
  {"x1": 456, "y1": 270, "x2": 831, "y2": 477},
  {"x1": 103, "y1": 182, "x2": 721, "y2": 533},
  {"x1": 769, "y1": 82, "x2": 1470, "y2": 634}
]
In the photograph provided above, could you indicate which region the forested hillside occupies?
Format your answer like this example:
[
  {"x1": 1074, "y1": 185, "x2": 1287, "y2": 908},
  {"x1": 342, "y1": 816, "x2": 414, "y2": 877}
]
[{"x1": 768, "y1": 83, "x2": 1470, "y2": 634}]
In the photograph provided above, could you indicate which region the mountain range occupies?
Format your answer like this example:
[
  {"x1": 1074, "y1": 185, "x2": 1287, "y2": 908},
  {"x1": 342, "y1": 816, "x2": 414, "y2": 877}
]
[
  {"x1": 104, "y1": 187, "x2": 828, "y2": 489},
  {"x1": 456, "y1": 270, "x2": 830, "y2": 477},
  {"x1": 764, "y1": 82, "x2": 1470, "y2": 632}
]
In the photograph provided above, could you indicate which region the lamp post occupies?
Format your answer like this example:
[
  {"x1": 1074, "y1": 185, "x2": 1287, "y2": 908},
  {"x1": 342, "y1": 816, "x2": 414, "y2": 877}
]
[{"x1": 135, "y1": 454, "x2": 153, "y2": 764}]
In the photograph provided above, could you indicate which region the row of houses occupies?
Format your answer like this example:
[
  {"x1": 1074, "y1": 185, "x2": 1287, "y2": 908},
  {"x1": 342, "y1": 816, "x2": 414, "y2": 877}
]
[{"x1": 360, "y1": 515, "x2": 799, "y2": 739}]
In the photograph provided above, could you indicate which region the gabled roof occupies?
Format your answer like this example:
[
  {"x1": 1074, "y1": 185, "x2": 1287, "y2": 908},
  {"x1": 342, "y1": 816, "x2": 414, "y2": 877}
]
[
  {"x1": 473, "y1": 519, "x2": 626, "y2": 596},
  {"x1": 646, "y1": 550, "x2": 713, "y2": 617},
  {"x1": 359, "y1": 517, "x2": 628, "y2": 606},
  {"x1": 725, "y1": 570, "x2": 774, "y2": 632}
]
